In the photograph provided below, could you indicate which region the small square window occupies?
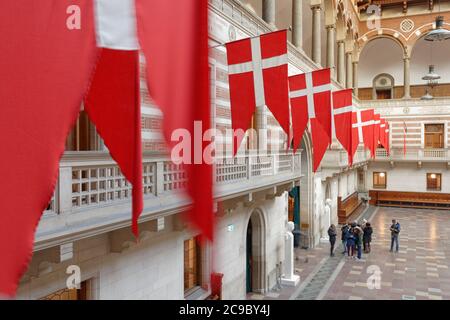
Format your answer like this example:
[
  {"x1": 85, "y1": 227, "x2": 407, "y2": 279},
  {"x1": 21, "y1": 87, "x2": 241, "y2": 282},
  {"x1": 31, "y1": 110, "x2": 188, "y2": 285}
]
[
  {"x1": 427, "y1": 173, "x2": 441, "y2": 191},
  {"x1": 373, "y1": 172, "x2": 387, "y2": 189}
]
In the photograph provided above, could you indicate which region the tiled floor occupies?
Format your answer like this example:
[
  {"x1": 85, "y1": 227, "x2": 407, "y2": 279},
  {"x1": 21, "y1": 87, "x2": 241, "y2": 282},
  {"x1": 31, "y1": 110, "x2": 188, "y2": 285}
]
[
  {"x1": 324, "y1": 207, "x2": 450, "y2": 300},
  {"x1": 249, "y1": 206, "x2": 450, "y2": 300}
]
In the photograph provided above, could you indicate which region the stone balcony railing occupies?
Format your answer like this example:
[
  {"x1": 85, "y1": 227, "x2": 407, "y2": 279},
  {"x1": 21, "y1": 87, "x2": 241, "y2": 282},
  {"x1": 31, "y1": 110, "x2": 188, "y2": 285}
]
[
  {"x1": 374, "y1": 148, "x2": 450, "y2": 162},
  {"x1": 358, "y1": 97, "x2": 450, "y2": 109},
  {"x1": 36, "y1": 151, "x2": 301, "y2": 250},
  {"x1": 321, "y1": 148, "x2": 371, "y2": 169}
]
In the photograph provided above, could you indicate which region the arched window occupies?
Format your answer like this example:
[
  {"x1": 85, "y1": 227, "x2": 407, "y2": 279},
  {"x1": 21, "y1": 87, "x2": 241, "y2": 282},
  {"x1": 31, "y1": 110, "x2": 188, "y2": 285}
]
[{"x1": 372, "y1": 73, "x2": 395, "y2": 100}]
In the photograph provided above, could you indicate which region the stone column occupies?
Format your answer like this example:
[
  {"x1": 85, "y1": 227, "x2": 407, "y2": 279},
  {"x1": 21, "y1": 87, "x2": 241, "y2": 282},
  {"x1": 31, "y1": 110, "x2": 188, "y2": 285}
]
[
  {"x1": 337, "y1": 40, "x2": 346, "y2": 86},
  {"x1": 292, "y1": 0, "x2": 303, "y2": 49},
  {"x1": 326, "y1": 25, "x2": 336, "y2": 78},
  {"x1": 255, "y1": 107, "x2": 267, "y2": 152},
  {"x1": 403, "y1": 56, "x2": 411, "y2": 99},
  {"x1": 262, "y1": 0, "x2": 276, "y2": 27},
  {"x1": 353, "y1": 61, "x2": 359, "y2": 97},
  {"x1": 346, "y1": 52, "x2": 353, "y2": 89},
  {"x1": 311, "y1": 5, "x2": 322, "y2": 65}
]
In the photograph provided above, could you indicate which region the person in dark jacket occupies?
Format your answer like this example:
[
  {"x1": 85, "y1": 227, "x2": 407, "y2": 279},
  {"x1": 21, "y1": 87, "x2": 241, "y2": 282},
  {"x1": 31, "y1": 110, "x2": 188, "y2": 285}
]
[
  {"x1": 390, "y1": 219, "x2": 401, "y2": 252},
  {"x1": 341, "y1": 224, "x2": 349, "y2": 254},
  {"x1": 328, "y1": 224, "x2": 337, "y2": 257},
  {"x1": 354, "y1": 226, "x2": 363, "y2": 260},
  {"x1": 363, "y1": 222, "x2": 373, "y2": 253},
  {"x1": 346, "y1": 227, "x2": 356, "y2": 259}
]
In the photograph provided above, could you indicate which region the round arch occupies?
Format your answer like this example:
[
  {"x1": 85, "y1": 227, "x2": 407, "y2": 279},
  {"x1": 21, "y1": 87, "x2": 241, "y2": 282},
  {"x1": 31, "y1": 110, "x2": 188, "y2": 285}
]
[
  {"x1": 244, "y1": 208, "x2": 267, "y2": 294},
  {"x1": 407, "y1": 22, "x2": 450, "y2": 47},
  {"x1": 358, "y1": 37, "x2": 405, "y2": 96},
  {"x1": 410, "y1": 33, "x2": 450, "y2": 87},
  {"x1": 358, "y1": 34, "x2": 407, "y2": 58}
]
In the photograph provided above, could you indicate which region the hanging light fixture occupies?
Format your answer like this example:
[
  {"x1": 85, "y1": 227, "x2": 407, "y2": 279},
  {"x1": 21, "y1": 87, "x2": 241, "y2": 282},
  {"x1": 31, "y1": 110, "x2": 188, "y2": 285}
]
[
  {"x1": 421, "y1": 89, "x2": 434, "y2": 100},
  {"x1": 422, "y1": 65, "x2": 441, "y2": 81},
  {"x1": 424, "y1": 16, "x2": 450, "y2": 41}
]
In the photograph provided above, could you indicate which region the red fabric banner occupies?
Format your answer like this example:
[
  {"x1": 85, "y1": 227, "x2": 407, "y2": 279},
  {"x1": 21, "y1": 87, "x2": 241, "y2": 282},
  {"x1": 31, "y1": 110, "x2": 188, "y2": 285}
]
[
  {"x1": 351, "y1": 111, "x2": 361, "y2": 164},
  {"x1": 84, "y1": 48, "x2": 143, "y2": 236},
  {"x1": 136, "y1": 0, "x2": 213, "y2": 240},
  {"x1": 379, "y1": 119, "x2": 386, "y2": 149},
  {"x1": 373, "y1": 113, "x2": 381, "y2": 156},
  {"x1": 0, "y1": 1, "x2": 98, "y2": 296},
  {"x1": 386, "y1": 122, "x2": 391, "y2": 155},
  {"x1": 361, "y1": 109, "x2": 375, "y2": 158},
  {"x1": 288, "y1": 69, "x2": 331, "y2": 171},
  {"x1": 226, "y1": 30, "x2": 290, "y2": 153},
  {"x1": 333, "y1": 89, "x2": 355, "y2": 165},
  {"x1": 289, "y1": 75, "x2": 309, "y2": 153}
]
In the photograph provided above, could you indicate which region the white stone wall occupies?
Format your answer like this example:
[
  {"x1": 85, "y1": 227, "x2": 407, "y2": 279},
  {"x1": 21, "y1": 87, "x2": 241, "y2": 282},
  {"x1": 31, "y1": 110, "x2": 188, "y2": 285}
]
[
  {"x1": 18, "y1": 195, "x2": 288, "y2": 300},
  {"x1": 18, "y1": 228, "x2": 184, "y2": 300},
  {"x1": 213, "y1": 194, "x2": 287, "y2": 299},
  {"x1": 368, "y1": 162, "x2": 450, "y2": 193}
]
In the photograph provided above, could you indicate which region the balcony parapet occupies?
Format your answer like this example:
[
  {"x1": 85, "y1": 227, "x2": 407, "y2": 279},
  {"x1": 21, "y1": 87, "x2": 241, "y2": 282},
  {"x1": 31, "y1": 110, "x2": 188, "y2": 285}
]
[
  {"x1": 374, "y1": 148, "x2": 450, "y2": 163},
  {"x1": 36, "y1": 151, "x2": 302, "y2": 250},
  {"x1": 357, "y1": 97, "x2": 450, "y2": 117},
  {"x1": 321, "y1": 148, "x2": 371, "y2": 169}
]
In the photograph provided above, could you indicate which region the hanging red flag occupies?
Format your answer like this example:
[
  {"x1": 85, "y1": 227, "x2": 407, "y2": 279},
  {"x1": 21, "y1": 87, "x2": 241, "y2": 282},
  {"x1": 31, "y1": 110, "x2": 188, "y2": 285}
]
[
  {"x1": 379, "y1": 119, "x2": 386, "y2": 149},
  {"x1": 351, "y1": 112, "x2": 362, "y2": 163},
  {"x1": 288, "y1": 69, "x2": 331, "y2": 171},
  {"x1": 0, "y1": 0, "x2": 212, "y2": 297},
  {"x1": 136, "y1": 0, "x2": 213, "y2": 240},
  {"x1": 373, "y1": 113, "x2": 381, "y2": 156},
  {"x1": 289, "y1": 75, "x2": 309, "y2": 153},
  {"x1": 84, "y1": 48, "x2": 143, "y2": 236},
  {"x1": 353, "y1": 109, "x2": 375, "y2": 158},
  {"x1": 0, "y1": 0, "x2": 99, "y2": 296},
  {"x1": 226, "y1": 30, "x2": 290, "y2": 153},
  {"x1": 333, "y1": 89, "x2": 356, "y2": 165},
  {"x1": 385, "y1": 122, "x2": 391, "y2": 155}
]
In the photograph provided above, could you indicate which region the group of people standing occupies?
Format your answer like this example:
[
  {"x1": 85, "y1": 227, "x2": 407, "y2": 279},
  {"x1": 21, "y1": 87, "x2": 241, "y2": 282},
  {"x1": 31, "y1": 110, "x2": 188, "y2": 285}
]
[
  {"x1": 326, "y1": 218, "x2": 402, "y2": 260},
  {"x1": 327, "y1": 219, "x2": 373, "y2": 260}
]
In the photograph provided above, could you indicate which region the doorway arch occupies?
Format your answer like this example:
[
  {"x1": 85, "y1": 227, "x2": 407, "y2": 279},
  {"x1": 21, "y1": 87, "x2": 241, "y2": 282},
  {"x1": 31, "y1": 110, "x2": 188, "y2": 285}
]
[{"x1": 245, "y1": 209, "x2": 266, "y2": 294}]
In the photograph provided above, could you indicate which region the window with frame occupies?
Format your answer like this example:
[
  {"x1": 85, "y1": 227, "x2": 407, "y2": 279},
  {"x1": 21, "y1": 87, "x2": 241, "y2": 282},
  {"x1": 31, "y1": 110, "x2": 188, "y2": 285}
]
[
  {"x1": 424, "y1": 124, "x2": 444, "y2": 149},
  {"x1": 184, "y1": 236, "x2": 202, "y2": 293},
  {"x1": 427, "y1": 173, "x2": 442, "y2": 191},
  {"x1": 65, "y1": 110, "x2": 104, "y2": 151},
  {"x1": 373, "y1": 172, "x2": 387, "y2": 189}
]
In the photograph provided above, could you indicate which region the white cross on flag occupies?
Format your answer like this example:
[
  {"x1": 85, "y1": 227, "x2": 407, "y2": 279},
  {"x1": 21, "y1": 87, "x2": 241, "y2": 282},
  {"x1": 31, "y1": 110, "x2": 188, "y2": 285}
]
[
  {"x1": 332, "y1": 89, "x2": 358, "y2": 165},
  {"x1": 352, "y1": 109, "x2": 375, "y2": 158},
  {"x1": 226, "y1": 30, "x2": 290, "y2": 153},
  {"x1": 288, "y1": 69, "x2": 331, "y2": 171}
]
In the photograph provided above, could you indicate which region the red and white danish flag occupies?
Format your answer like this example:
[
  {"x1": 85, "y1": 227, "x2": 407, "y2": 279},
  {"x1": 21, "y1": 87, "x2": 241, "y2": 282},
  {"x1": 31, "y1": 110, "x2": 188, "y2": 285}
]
[
  {"x1": 352, "y1": 109, "x2": 375, "y2": 158},
  {"x1": 333, "y1": 89, "x2": 357, "y2": 165},
  {"x1": 288, "y1": 69, "x2": 332, "y2": 171},
  {"x1": 385, "y1": 122, "x2": 391, "y2": 155},
  {"x1": 226, "y1": 30, "x2": 290, "y2": 153},
  {"x1": 379, "y1": 119, "x2": 387, "y2": 149},
  {"x1": 0, "y1": 0, "x2": 213, "y2": 297},
  {"x1": 373, "y1": 113, "x2": 381, "y2": 153}
]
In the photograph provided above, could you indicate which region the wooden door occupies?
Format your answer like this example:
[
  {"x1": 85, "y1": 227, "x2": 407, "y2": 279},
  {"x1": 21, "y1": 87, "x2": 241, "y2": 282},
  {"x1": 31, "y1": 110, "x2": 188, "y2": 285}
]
[{"x1": 425, "y1": 124, "x2": 444, "y2": 149}]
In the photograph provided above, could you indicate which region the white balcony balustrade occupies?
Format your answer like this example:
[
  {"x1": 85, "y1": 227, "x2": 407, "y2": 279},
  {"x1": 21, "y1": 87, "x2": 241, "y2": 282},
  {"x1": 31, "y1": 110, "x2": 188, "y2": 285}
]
[
  {"x1": 374, "y1": 148, "x2": 450, "y2": 161},
  {"x1": 37, "y1": 151, "x2": 301, "y2": 248},
  {"x1": 321, "y1": 147, "x2": 370, "y2": 169}
]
